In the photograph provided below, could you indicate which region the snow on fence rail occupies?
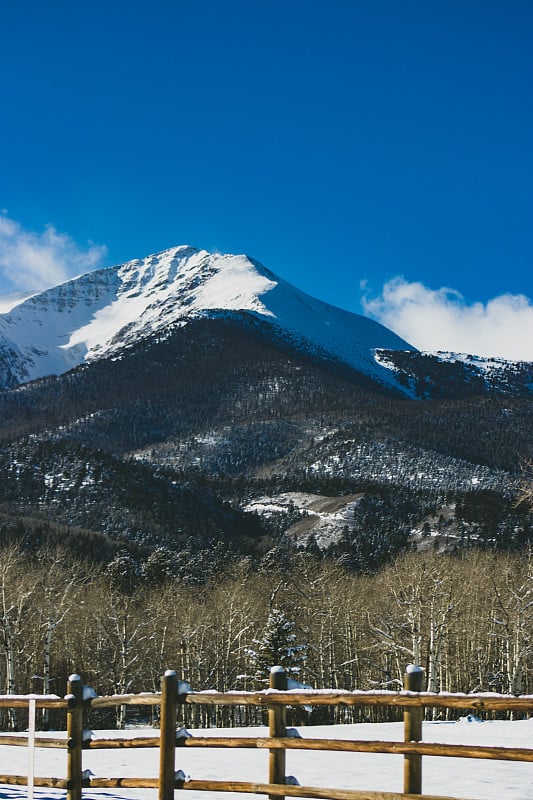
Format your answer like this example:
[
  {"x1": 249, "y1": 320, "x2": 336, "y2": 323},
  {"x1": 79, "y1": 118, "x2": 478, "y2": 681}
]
[{"x1": 1, "y1": 667, "x2": 533, "y2": 800}]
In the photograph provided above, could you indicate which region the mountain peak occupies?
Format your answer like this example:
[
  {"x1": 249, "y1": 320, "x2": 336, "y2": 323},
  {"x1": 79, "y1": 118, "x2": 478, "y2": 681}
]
[{"x1": 0, "y1": 245, "x2": 415, "y2": 391}]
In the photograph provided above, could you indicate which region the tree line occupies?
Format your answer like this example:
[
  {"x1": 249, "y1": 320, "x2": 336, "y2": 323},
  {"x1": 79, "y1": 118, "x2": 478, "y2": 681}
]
[{"x1": 1, "y1": 544, "x2": 532, "y2": 731}]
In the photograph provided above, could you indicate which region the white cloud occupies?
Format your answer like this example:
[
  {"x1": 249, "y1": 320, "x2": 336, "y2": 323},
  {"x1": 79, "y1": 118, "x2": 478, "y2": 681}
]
[
  {"x1": 0, "y1": 291, "x2": 35, "y2": 314},
  {"x1": 361, "y1": 277, "x2": 533, "y2": 361},
  {"x1": 0, "y1": 213, "x2": 107, "y2": 293}
]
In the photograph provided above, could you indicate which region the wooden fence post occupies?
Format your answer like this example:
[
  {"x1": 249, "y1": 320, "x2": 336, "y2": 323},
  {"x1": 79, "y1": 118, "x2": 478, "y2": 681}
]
[
  {"x1": 66, "y1": 673, "x2": 83, "y2": 800},
  {"x1": 269, "y1": 666, "x2": 287, "y2": 800},
  {"x1": 159, "y1": 669, "x2": 178, "y2": 800},
  {"x1": 403, "y1": 664, "x2": 424, "y2": 794}
]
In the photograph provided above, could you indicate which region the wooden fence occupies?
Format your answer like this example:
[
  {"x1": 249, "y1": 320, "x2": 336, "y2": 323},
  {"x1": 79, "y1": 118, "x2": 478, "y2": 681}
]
[{"x1": 1, "y1": 666, "x2": 532, "y2": 800}]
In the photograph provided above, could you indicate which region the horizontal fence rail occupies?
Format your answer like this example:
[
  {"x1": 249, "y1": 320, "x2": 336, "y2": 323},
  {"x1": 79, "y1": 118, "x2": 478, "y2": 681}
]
[
  {"x1": 178, "y1": 690, "x2": 533, "y2": 712},
  {"x1": 0, "y1": 667, "x2": 532, "y2": 800},
  {"x1": 0, "y1": 696, "x2": 67, "y2": 709},
  {"x1": 3, "y1": 731, "x2": 532, "y2": 763}
]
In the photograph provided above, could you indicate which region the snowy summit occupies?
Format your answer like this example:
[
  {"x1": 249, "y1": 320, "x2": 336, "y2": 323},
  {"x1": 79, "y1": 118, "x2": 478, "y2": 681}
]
[{"x1": 0, "y1": 245, "x2": 415, "y2": 390}]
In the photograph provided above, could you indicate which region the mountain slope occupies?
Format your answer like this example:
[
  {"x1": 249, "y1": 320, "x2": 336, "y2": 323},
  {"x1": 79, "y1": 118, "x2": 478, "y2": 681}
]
[
  {"x1": 1, "y1": 243, "x2": 532, "y2": 568},
  {"x1": 0, "y1": 313, "x2": 532, "y2": 565},
  {"x1": 376, "y1": 349, "x2": 533, "y2": 398},
  {"x1": 0, "y1": 437, "x2": 265, "y2": 556},
  {"x1": 0, "y1": 246, "x2": 415, "y2": 391}
]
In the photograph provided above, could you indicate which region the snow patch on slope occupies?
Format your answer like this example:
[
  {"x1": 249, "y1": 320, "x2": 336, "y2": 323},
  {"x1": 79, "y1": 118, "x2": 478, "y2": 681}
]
[{"x1": 245, "y1": 492, "x2": 364, "y2": 550}]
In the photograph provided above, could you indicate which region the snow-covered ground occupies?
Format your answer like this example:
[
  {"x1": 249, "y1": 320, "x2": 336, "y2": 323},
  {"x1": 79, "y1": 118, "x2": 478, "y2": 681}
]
[{"x1": 1, "y1": 720, "x2": 532, "y2": 800}]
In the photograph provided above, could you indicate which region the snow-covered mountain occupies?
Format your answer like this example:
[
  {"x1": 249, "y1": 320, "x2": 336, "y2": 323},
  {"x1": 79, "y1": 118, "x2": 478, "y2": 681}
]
[
  {"x1": 0, "y1": 245, "x2": 416, "y2": 391},
  {"x1": 1, "y1": 247, "x2": 532, "y2": 566}
]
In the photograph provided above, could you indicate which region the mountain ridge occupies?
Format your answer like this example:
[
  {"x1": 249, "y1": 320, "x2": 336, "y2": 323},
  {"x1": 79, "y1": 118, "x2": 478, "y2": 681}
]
[{"x1": 0, "y1": 245, "x2": 416, "y2": 392}]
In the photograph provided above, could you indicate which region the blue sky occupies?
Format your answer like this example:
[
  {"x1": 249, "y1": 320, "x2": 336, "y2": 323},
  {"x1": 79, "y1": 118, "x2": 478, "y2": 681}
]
[{"x1": 1, "y1": 1, "x2": 532, "y2": 358}]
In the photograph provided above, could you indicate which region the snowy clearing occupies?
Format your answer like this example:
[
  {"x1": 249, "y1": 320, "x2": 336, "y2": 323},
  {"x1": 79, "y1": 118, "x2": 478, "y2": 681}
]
[{"x1": 1, "y1": 720, "x2": 532, "y2": 800}]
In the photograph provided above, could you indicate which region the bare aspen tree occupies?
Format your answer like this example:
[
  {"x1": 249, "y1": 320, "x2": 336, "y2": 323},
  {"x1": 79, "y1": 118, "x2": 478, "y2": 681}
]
[
  {"x1": 33, "y1": 548, "x2": 85, "y2": 727},
  {"x1": 516, "y1": 461, "x2": 533, "y2": 509},
  {"x1": 91, "y1": 557, "x2": 151, "y2": 727},
  {"x1": 490, "y1": 551, "x2": 533, "y2": 702},
  {"x1": 370, "y1": 553, "x2": 459, "y2": 704},
  {"x1": 0, "y1": 546, "x2": 38, "y2": 729}
]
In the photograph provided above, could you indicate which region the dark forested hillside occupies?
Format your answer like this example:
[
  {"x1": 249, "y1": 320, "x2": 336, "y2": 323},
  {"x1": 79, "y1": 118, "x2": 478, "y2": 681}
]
[
  {"x1": 377, "y1": 349, "x2": 533, "y2": 399},
  {"x1": 0, "y1": 315, "x2": 390, "y2": 448},
  {"x1": 0, "y1": 314, "x2": 532, "y2": 567}
]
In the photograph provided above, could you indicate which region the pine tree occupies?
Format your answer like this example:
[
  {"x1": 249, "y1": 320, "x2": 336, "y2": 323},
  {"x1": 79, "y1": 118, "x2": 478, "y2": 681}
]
[{"x1": 246, "y1": 608, "x2": 308, "y2": 688}]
